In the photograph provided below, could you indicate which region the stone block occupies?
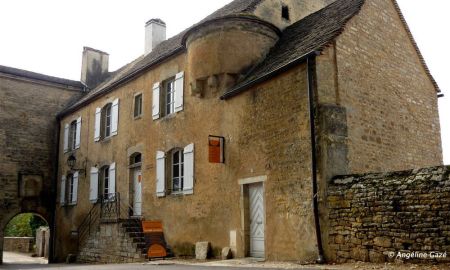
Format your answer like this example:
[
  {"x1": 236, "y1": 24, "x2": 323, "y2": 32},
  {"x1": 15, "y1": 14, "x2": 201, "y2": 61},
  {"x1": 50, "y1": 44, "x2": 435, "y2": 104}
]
[
  {"x1": 195, "y1": 241, "x2": 210, "y2": 260},
  {"x1": 369, "y1": 251, "x2": 385, "y2": 263},
  {"x1": 374, "y1": 237, "x2": 392, "y2": 248},
  {"x1": 221, "y1": 247, "x2": 232, "y2": 260}
]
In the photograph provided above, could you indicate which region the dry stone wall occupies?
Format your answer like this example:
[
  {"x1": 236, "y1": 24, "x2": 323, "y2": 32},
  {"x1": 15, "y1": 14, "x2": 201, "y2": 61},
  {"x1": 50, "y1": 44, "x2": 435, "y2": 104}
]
[{"x1": 328, "y1": 166, "x2": 450, "y2": 263}]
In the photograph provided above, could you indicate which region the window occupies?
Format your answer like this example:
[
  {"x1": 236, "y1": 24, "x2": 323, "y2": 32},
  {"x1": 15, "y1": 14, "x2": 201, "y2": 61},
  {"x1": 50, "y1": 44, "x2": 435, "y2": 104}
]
[
  {"x1": 103, "y1": 103, "x2": 112, "y2": 138},
  {"x1": 102, "y1": 166, "x2": 110, "y2": 197},
  {"x1": 60, "y1": 171, "x2": 78, "y2": 206},
  {"x1": 64, "y1": 117, "x2": 81, "y2": 152},
  {"x1": 134, "y1": 94, "x2": 142, "y2": 118},
  {"x1": 69, "y1": 121, "x2": 77, "y2": 150},
  {"x1": 130, "y1": 153, "x2": 142, "y2": 166},
  {"x1": 89, "y1": 163, "x2": 115, "y2": 203},
  {"x1": 163, "y1": 78, "x2": 175, "y2": 117},
  {"x1": 282, "y1": 5, "x2": 290, "y2": 20},
  {"x1": 155, "y1": 143, "x2": 194, "y2": 197},
  {"x1": 67, "y1": 174, "x2": 75, "y2": 203},
  {"x1": 171, "y1": 149, "x2": 184, "y2": 193},
  {"x1": 94, "y1": 99, "x2": 119, "y2": 142},
  {"x1": 152, "y1": 71, "x2": 184, "y2": 120}
]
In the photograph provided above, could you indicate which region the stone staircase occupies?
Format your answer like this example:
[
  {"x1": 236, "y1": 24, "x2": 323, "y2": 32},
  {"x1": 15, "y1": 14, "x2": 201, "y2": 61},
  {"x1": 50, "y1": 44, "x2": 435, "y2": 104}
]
[{"x1": 77, "y1": 218, "x2": 148, "y2": 263}]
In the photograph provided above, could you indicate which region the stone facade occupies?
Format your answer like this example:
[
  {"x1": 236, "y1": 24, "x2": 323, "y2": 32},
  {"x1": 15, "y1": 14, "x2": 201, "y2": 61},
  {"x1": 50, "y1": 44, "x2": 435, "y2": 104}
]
[
  {"x1": 0, "y1": 67, "x2": 84, "y2": 263},
  {"x1": 328, "y1": 166, "x2": 450, "y2": 263},
  {"x1": 9, "y1": 0, "x2": 441, "y2": 264},
  {"x1": 56, "y1": 0, "x2": 442, "y2": 261}
]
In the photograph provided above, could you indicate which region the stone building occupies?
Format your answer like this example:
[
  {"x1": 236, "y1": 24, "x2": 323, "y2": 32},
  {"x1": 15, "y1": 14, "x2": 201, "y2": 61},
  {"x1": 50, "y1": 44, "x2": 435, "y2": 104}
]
[
  {"x1": 0, "y1": 65, "x2": 84, "y2": 263},
  {"x1": 0, "y1": 0, "x2": 442, "y2": 264}
]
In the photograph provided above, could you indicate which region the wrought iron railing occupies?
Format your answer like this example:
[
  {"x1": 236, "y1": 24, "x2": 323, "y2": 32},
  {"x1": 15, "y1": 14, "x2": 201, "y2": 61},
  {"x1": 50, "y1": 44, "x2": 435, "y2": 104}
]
[
  {"x1": 100, "y1": 192, "x2": 120, "y2": 222},
  {"x1": 77, "y1": 192, "x2": 141, "y2": 250}
]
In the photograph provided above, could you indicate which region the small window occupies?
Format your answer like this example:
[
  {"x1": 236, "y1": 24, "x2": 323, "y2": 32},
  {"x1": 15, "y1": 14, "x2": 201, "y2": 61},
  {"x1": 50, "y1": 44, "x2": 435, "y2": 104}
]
[
  {"x1": 130, "y1": 153, "x2": 142, "y2": 167},
  {"x1": 69, "y1": 120, "x2": 77, "y2": 150},
  {"x1": 134, "y1": 94, "x2": 142, "y2": 118},
  {"x1": 67, "y1": 174, "x2": 74, "y2": 203},
  {"x1": 170, "y1": 149, "x2": 184, "y2": 193},
  {"x1": 102, "y1": 103, "x2": 112, "y2": 138},
  {"x1": 102, "y1": 166, "x2": 110, "y2": 197},
  {"x1": 282, "y1": 5, "x2": 290, "y2": 21},
  {"x1": 163, "y1": 78, "x2": 175, "y2": 117}
]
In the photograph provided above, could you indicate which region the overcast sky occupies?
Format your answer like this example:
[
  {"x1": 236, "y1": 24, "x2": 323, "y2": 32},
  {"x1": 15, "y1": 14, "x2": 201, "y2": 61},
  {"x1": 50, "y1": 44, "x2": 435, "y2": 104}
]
[{"x1": 0, "y1": 0, "x2": 448, "y2": 164}]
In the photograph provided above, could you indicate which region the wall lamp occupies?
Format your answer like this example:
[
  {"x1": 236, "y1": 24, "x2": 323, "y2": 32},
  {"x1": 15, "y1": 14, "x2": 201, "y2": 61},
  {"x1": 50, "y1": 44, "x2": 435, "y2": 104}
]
[{"x1": 67, "y1": 154, "x2": 86, "y2": 176}]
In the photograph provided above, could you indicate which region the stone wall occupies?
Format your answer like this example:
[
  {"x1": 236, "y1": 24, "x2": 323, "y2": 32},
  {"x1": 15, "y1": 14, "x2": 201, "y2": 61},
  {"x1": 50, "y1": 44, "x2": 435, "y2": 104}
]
[
  {"x1": 77, "y1": 223, "x2": 146, "y2": 263},
  {"x1": 3, "y1": 237, "x2": 34, "y2": 253},
  {"x1": 333, "y1": 0, "x2": 442, "y2": 173},
  {"x1": 0, "y1": 68, "x2": 84, "y2": 263},
  {"x1": 328, "y1": 166, "x2": 450, "y2": 263}
]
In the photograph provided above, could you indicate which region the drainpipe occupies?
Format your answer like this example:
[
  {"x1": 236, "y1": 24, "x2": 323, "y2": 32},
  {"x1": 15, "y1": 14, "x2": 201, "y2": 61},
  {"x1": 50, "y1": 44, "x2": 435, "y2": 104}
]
[
  {"x1": 49, "y1": 118, "x2": 61, "y2": 263},
  {"x1": 306, "y1": 53, "x2": 325, "y2": 264}
]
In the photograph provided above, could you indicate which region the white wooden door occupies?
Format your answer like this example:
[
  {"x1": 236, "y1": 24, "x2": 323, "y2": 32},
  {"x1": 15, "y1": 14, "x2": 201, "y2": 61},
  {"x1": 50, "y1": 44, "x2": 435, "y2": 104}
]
[
  {"x1": 133, "y1": 168, "x2": 142, "y2": 216},
  {"x1": 249, "y1": 183, "x2": 265, "y2": 258}
]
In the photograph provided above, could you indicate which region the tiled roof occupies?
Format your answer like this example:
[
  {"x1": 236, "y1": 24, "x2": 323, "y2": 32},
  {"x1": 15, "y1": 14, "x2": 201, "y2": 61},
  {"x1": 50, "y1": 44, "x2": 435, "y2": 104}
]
[
  {"x1": 222, "y1": 0, "x2": 441, "y2": 99},
  {"x1": 60, "y1": 0, "x2": 265, "y2": 115},
  {"x1": 221, "y1": 0, "x2": 365, "y2": 99},
  {"x1": 0, "y1": 65, "x2": 84, "y2": 89}
]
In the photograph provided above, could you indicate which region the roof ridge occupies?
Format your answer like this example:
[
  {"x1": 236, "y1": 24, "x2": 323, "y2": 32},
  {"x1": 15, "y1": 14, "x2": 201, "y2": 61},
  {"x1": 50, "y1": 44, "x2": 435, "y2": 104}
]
[{"x1": 0, "y1": 64, "x2": 84, "y2": 89}]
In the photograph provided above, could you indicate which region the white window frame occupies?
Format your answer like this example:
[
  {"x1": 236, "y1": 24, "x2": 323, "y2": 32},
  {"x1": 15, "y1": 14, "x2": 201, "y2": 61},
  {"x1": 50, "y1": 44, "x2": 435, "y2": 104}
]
[
  {"x1": 104, "y1": 104, "x2": 112, "y2": 138},
  {"x1": 164, "y1": 78, "x2": 175, "y2": 116},
  {"x1": 171, "y1": 149, "x2": 184, "y2": 193},
  {"x1": 103, "y1": 166, "x2": 110, "y2": 197},
  {"x1": 69, "y1": 120, "x2": 77, "y2": 150}
]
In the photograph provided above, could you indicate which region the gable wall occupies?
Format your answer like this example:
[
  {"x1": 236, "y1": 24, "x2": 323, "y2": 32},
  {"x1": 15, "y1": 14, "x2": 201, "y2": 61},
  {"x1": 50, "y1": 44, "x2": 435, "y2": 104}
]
[{"x1": 331, "y1": 0, "x2": 442, "y2": 173}]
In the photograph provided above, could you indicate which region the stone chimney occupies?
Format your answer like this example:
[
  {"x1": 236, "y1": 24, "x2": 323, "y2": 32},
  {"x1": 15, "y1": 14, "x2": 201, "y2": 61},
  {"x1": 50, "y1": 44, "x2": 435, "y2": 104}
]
[
  {"x1": 145, "y1": 19, "x2": 166, "y2": 54},
  {"x1": 80, "y1": 47, "x2": 109, "y2": 89}
]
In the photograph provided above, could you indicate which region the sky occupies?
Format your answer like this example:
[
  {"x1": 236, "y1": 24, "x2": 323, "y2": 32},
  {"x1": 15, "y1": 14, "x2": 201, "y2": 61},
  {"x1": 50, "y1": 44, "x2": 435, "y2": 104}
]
[{"x1": 0, "y1": 0, "x2": 448, "y2": 164}]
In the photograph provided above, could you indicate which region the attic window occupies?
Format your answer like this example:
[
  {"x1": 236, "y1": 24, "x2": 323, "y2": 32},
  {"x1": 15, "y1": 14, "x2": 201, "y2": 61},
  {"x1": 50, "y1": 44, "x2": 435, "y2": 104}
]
[{"x1": 282, "y1": 5, "x2": 290, "y2": 21}]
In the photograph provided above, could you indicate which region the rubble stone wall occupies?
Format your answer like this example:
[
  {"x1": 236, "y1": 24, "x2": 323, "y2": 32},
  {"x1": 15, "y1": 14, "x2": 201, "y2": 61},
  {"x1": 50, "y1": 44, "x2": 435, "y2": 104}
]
[{"x1": 328, "y1": 166, "x2": 450, "y2": 263}]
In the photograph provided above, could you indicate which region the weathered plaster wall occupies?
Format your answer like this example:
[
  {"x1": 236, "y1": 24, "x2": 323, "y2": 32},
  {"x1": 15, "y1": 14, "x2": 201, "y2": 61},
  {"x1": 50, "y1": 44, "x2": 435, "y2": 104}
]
[
  {"x1": 329, "y1": 166, "x2": 450, "y2": 263},
  {"x1": 0, "y1": 73, "x2": 83, "y2": 263}
]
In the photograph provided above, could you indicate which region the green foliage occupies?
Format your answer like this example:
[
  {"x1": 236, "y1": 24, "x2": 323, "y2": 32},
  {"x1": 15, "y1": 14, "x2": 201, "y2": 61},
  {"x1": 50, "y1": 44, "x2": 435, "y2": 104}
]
[
  {"x1": 4, "y1": 214, "x2": 48, "y2": 237},
  {"x1": 30, "y1": 215, "x2": 47, "y2": 237},
  {"x1": 4, "y1": 213, "x2": 33, "y2": 237}
]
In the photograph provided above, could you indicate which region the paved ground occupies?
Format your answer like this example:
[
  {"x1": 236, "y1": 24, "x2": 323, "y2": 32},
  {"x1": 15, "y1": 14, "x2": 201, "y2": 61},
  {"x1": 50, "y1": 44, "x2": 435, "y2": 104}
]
[{"x1": 2, "y1": 252, "x2": 450, "y2": 270}]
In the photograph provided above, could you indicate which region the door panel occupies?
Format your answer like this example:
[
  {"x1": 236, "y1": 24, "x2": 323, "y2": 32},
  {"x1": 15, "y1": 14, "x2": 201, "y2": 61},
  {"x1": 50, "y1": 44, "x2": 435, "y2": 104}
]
[
  {"x1": 133, "y1": 168, "x2": 142, "y2": 216},
  {"x1": 249, "y1": 183, "x2": 264, "y2": 257}
]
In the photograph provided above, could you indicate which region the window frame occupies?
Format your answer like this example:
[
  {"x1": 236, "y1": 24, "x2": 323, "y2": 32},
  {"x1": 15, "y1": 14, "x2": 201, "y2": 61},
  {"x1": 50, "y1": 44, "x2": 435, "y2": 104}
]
[
  {"x1": 162, "y1": 77, "x2": 176, "y2": 117},
  {"x1": 67, "y1": 173, "x2": 75, "y2": 205},
  {"x1": 69, "y1": 120, "x2": 77, "y2": 151},
  {"x1": 102, "y1": 166, "x2": 110, "y2": 197},
  {"x1": 134, "y1": 93, "x2": 143, "y2": 119},
  {"x1": 102, "y1": 103, "x2": 112, "y2": 139},
  {"x1": 169, "y1": 148, "x2": 184, "y2": 194}
]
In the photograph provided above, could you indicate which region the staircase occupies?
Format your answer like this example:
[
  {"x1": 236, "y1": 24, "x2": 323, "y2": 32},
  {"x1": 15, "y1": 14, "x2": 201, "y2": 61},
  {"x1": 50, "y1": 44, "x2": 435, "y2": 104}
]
[{"x1": 76, "y1": 193, "x2": 148, "y2": 263}]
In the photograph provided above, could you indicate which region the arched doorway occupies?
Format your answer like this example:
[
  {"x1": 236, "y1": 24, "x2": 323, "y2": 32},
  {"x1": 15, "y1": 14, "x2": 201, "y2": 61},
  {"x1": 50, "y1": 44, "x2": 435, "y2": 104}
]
[{"x1": 1, "y1": 213, "x2": 49, "y2": 265}]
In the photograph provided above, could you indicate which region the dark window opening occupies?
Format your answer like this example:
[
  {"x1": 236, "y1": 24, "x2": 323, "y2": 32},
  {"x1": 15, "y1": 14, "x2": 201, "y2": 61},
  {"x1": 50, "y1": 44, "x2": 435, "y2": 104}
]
[{"x1": 282, "y1": 5, "x2": 290, "y2": 20}]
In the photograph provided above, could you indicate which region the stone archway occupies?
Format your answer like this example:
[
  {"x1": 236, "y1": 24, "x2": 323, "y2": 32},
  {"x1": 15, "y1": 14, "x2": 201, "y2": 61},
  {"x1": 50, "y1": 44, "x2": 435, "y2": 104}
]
[{"x1": 0, "y1": 209, "x2": 52, "y2": 264}]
